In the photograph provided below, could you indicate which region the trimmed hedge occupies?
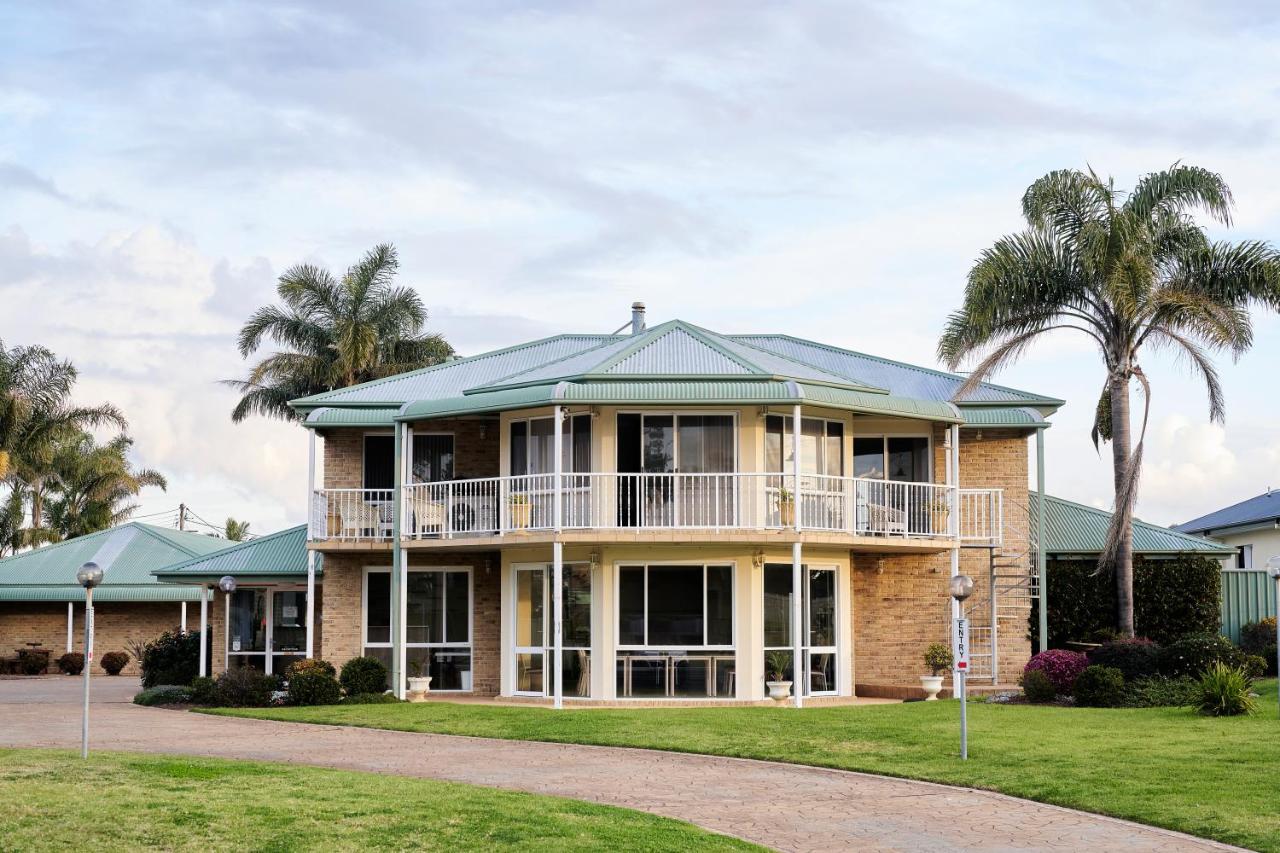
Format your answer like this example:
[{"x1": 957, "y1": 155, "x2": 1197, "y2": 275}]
[
  {"x1": 56, "y1": 652, "x2": 85, "y2": 675},
  {"x1": 100, "y1": 652, "x2": 129, "y2": 675},
  {"x1": 133, "y1": 685, "x2": 193, "y2": 706},
  {"x1": 1039, "y1": 555, "x2": 1221, "y2": 647},
  {"x1": 285, "y1": 659, "x2": 341, "y2": 706},
  {"x1": 1087, "y1": 637, "x2": 1160, "y2": 681},
  {"x1": 340, "y1": 656, "x2": 389, "y2": 696},
  {"x1": 1158, "y1": 633, "x2": 1248, "y2": 678},
  {"x1": 139, "y1": 631, "x2": 202, "y2": 688},
  {"x1": 1020, "y1": 669, "x2": 1056, "y2": 703},
  {"x1": 1239, "y1": 618, "x2": 1277, "y2": 677},
  {"x1": 1073, "y1": 665, "x2": 1126, "y2": 707}
]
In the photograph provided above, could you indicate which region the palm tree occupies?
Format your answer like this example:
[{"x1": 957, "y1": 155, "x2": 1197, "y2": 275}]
[
  {"x1": 0, "y1": 485, "x2": 24, "y2": 557},
  {"x1": 226, "y1": 244, "x2": 454, "y2": 422},
  {"x1": 0, "y1": 340, "x2": 126, "y2": 544},
  {"x1": 224, "y1": 518, "x2": 251, "y2": 541},
  {"x1": 42, "y1": 433, "x2": 167, "y2": 541},
  {"x1": 938, "y1": 164, "x2": 1280, "y2": 637}
]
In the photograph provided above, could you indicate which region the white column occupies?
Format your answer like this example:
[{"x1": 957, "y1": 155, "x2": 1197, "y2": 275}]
[
  {"x1": 553, "y1": 405, "x2": 564, "y2": 532},
  {"x1": 66, "y1": 601, "x2": 74, "y2": 652},
  {"x1": 307, "y1": 428, "x2": 317, "y2": 539},
  {"x1": 198, "y1": 587, "x2": 209, "y2": 677},
  {"x1": 180, "y1": 601, "x2": 187, "y2": 632},
  {"x1": 792, "y1": 540, "x2": 804, "y2": 708},
  {"x1": 553, "y1": 541, "x2": 564, "y2": 709},
  {"x1": 791, "y1": 405, "x2": 802, "y2": 532},
  {"x1": 305, "y1": 550, "x2": 316, "y2": 658}
]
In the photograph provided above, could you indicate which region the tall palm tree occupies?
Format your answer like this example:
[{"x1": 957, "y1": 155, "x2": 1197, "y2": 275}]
[
  {"x1": 42, "y1": 433, "x2": 167, "y2": 541},
  {"x1": 938, "y1": 164, "x2": 1280, "y2": 637},
  {"x1": 0, "y1": 485, "x2": 25, "y2": 557},
  {"x1": 0, "y1": 340, "x2": 126, "y2": 543},
  {"x1": 226, "y1": 244, "x2": 454, "y2": 422},
  {"x1": 224, "y1": 518, "x2": 251, "y2": 541}
]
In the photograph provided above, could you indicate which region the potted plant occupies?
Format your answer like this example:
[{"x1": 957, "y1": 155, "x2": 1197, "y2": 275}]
[
  {"x1": 920, "y1": 643, "x2": 952, "y2": 700},
  {"x1": 508, "y1": 492, "x2": 532, "y2": 530},
  {"x1": 764, "y1": 650, "x2": 793, "y2": 700},
  {"x1": 406, "y1": 659, "x2": 432, "y2": 701},
  {"x1": 928, "y1": 497, "x2": 951, "y2": 535},
  {"x1": 776, "y1": 488, "x2": 795, "y2": 527}
]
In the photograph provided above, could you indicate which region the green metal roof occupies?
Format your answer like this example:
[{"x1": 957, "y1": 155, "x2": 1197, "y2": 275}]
[
  {"x1": 960, "y1": 406, "x2": 1049, "y2": 428},
  {"x1": 1036, "y1": 495, "x2": 1234, "y2": 556},
  {"x1": 305, "y1": 406, "x2": 402, "y2": 428},
  {"x1": 0, "y1": 522, "x2": 226, "y2": 602},
  {"x1": 399, "y1": 380, "x2": 961, "y2": 422},
  {"x1": 154, "y1": 524, "x2": 314, "y2": 581}
]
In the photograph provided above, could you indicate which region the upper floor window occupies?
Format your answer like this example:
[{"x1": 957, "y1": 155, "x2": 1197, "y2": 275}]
[
  {"x1": 765, "y1": 416, "x2": 843, "y2": 477},
  {"x1": 853, "y1": 436, "x2": 930, "y2": 482},
  {"x1": 363, "y1": 434, "x2": 395, "y2": 490},
  {"x1": 1236, "y1": 544, "x2": 1253, "y2": 570},
  {"x1": 412, "y1": 433, "x2": 454, "y2": 483},
  {"x1": 510, "y1": 414, "x2": 591, "y2": 475},
  {"x1": 616, "y1": 413, "x2": 734, "y2": 474}
]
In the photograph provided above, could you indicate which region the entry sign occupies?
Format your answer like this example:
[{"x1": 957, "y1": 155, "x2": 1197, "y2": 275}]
[{"x1": 953, "y1": 617, "x2": 970, "y2": 672}]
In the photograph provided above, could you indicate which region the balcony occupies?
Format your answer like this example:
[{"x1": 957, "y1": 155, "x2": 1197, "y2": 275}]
[{"x1": 310, "y1": 475, "x2": 1003, "y2": 545}]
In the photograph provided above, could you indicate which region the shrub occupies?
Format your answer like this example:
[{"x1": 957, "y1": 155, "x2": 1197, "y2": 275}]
[
  {"x1": 1087, "y1": 637, "x2": 1160, "y2": 681},
  {"x1": 213, "y1": 668, "x2": 278, "y2": 707},
  {"x1": 340, "y1": 656, "x2": 389, "y2": 696},
  {"x1": 1195, "y1": 663, "x2": 1257, "y2": 717},
  {"x1": 1122, "y1": 675, "x2": 1199, "y2": 708},
  {"x1": 56, "y1": 652, "x2": 85, "y2": 675},
  {"x1": 133, "y1": 685, "x2": 193, "y2": 706},
  {"x1": 1020, "y1": 668, "x2": 1056, "y2": 703},
  {"x1": 1239, "y1": 617, "x2": 1277, "y2": 676},
  {"x1": 1244, "y1": 655, "x2": 1267, "y2": 680},
  {"x1": 922, "y1": 643, "x2": 952, "y2": 676},
  {"x1": 286, "y1": 658, "x2": 337, "y2": 679},
  {"x1": 100, "y1": 651, "x2": 129, "y2": 675},
  {"x1": 16, "y1": 648, "x2": 50, "y2": 675},
  {"x1": 342, "y1": 692, "x2": 403, "y2": 705},
  {"x1": 287, "y1": 668, "x2": 341, "y2": 706},
  {"x1": 1072, "y1": 665, "x2": 1126, "y2": 707},
  {"x1": 139, "y1": 630, "x2": 201, "y2": 688},
  {"x1": 1023, "y1": 649, "x2": 1088, "y2": 694},
  {"x1": 1158, "y1": 633, "x2": 1247, "y2": 678},
  {"x1": 189, "y1": 676, "x2": 218, "y2": 705},
  {"x1": 1038, "y1": 555, "x2": 1221, "y2": 647}
]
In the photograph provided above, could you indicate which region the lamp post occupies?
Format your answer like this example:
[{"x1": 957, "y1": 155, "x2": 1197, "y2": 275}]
[
  {"x1": 1267, "y1": 557, "x2": 1280, "y2": 719},
  {"x1": 949, "y1": 574, "x2": 975, "y2": 760},
  {"x1": 218, "y1": 576, "x2": 236, "y2": 674},
  {"x1": 76, "y1": 562, "x2": 104, "y2": 759}
]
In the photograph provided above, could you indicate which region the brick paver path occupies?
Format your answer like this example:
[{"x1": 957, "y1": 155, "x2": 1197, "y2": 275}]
[{"x1": 0, "y1": 678, "x2": 1240, "y2": 852}]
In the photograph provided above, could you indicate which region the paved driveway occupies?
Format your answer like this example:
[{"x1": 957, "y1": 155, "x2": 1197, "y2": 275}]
[{"x1": 0, "y1": 678, "x2": 1239, "y2": 853}]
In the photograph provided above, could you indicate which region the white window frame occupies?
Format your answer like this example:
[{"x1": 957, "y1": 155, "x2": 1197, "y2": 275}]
[
  {"x1": 765, "y1": 414, "x2": 845, "y2": 477},
  {"x1": 509, "y1": 413, "x2": 593, "y2": 475},
  {"x1": 616, "y1": 410, "x2": 740, "y2": 474},
  {"x1": 1236, "y1": 544, "x2": 1254, "y2": 570},
  {"x1": 224, "y1": 584, "x2": 309, "y2": 676},
  {"x1": 362, "y1": 564, "x2": 475, "y2": 692},
  {"x1": 509, "y1": 561, "x2": 593, "y2": 698},
  {"x1": 613, "y1": 561, "x2": 737, "y2": 651},
  {"x1": 761, "y1": 563, "x2": 839, "y2": 697}
]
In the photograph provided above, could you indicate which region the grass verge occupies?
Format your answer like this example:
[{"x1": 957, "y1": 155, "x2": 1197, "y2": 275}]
[
  {"x1": 209, "y1": 679, "x2": 1280, "y2": 851},
  {"x1": 0, "y1": 749, "x2": 757, "y2": 852}
]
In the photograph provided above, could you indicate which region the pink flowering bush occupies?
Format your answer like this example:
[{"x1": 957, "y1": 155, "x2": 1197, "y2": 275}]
[{"x1": 1023, "y1": 649, "x2": 1088, "y2": 694}]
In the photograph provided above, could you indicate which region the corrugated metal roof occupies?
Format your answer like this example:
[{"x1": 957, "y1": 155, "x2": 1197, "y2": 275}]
[
  {"x1": 400, "y1": 379, "x2": 961, "y2": 422},
  {"x1": 1036, "y1": 495, "x2": 1234, "y2": 556},
  {"x1": 961, "y1": 407, "x2": 1048, "y2": 428},
  {"x1": 305, "y1": 406, "x2": 401, "y2": 428},
  {"x1": 0, "y1": 584, "x2": 204, "y2": 602},
  {"x1": 1173, "y1": 491, "x2": 1280, "y2": 535},
  {"x1": 734, "y1": 334, "x2": 1062, "y2": 406},
  {"x1": 609, "y1": 326, "x2": 753, "y2": 376},
  {"x1": 0, "y1": 522, "x2": 227, "y2": 603},
  {"x1": 155, "y1": 524, "x2": 313, "y2": 580},
  {"x1": 292, "y1": 334, "x2": 618, "y2": 409}
]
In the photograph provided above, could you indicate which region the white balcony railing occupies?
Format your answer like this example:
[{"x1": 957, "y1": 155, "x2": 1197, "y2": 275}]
[{"x1": 308, "y1": 474, "x2": 1002, "y2": 543}]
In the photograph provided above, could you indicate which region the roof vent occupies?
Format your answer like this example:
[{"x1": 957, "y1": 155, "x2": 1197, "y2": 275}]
[{"x1": 631, "y1": 302, "x2": 646, "y2": 335}]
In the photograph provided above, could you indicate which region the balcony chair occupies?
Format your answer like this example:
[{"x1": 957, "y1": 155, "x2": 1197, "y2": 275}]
[
  {"x1": 856, "y1": 494, "x2": 907, "y2": 535},
  {"x1": 407, "y1": 491, "x2": 447, "y2": 537},
  {"x1": 338, "y1": 501, "x2": 387, "y2": 539}
]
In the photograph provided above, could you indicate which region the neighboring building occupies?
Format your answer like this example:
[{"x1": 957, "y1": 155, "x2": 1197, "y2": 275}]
[
  {"x1": 1173, "y1": 490, "x2": 1280, "y2": 571},
  {"x1": 0, "y1": 523, "x2": 226, "y2": 674},
  {"x1": 173, "y1": 307, "x2": 1065, "y2": 701},
  {"x1": 1037, "y1": 494, "x2": 1235, "y2": 562}
]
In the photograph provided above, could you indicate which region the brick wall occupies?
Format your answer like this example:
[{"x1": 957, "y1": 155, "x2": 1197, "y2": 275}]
[
  {"x1": 1, "y1": 600, "x2": 188, "y2": 675},
  {"x1": 321, "y1": 420, "x2": 499, "y2": 490}
]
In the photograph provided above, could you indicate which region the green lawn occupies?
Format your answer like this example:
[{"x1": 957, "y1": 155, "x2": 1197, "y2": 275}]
[
  {"x1": 209, "y1": 680, "x2": 1280, "y2": 852},
  {"x1": 0, "y1": 749, "x2": 757, "y2": 852}
]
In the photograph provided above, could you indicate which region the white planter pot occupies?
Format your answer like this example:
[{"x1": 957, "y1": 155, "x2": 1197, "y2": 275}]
[
  {"x1": 919, "y1": 675, "x2": 944, "y2": 701},
  {"x1": 407, "y1": 676, "x2": 432, "y2": 702},
  {"x1": 766, "y1": 680, "x2": 793, "y2": 701}
]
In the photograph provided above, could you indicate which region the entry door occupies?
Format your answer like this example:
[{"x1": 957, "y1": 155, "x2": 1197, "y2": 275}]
[
  {"x1": 227, "y1": 588, "x2": 308, "y2": 675},
  {"x1": 514, "y1": 567, "x2": 546, "y2": 696},
  {"x1": 804, "y1": 568, "x2": 837, "y2": 696}
]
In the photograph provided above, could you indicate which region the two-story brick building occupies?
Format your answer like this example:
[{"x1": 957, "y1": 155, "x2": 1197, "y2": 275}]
[{"x1": 194, "y1": 306, "x2": 1060, "y2": 703}]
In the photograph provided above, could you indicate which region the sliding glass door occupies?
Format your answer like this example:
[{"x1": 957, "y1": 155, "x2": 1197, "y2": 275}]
[
  {"x1": 615, "y1": 413, "x2": 736, "y2": 527},
  {"x1": 513, "y1": 564, "x2": 592, "y2": 698},
  {"x1": 363, "y1": 567, "x2": 473, "y2": 692},
  {"x1": 762, "y1": 564, "x2": 838, "y2": 696}
]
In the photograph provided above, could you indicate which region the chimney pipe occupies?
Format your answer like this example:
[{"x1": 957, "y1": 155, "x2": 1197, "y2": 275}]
[{"x1": 631, "y1": 302, "x2": 646, "y2": 335}]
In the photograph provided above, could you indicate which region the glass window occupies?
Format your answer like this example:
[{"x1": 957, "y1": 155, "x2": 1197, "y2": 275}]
[
  {"x1": 706, "y1": 565, "x2": 733, "y2": 646},
  {"x1": 365, "y1": 572, "x2": 391, "y2": 644},
  {"x1": 566, "y1": 414, "x2": 592, "y2": 473},
  {"x1": 768, "y1": 416, "x2": 842, "y2": 476},
  {"x1": 618, "y1": 566, "x2": 646, "y2": 645},
  {"x1": 272, "y1": 591, "x2": 307, "y2": 653},
  {"x1": 516, "y1": 568, "x2": 545, "y2": 648},
  {"x1": 617, "y1": 564, "x2": 734, "y2": 647},
  {"x1": 824, "y1": 422, "x2": 844, "y2": 477},
  {"x1": 412, "y1": 434, "x2": 454, "y2": 482},
  {"x1": 229, "y1": 589, "x2": 266, "y2": 653},
  {"x1": 853, "y1": 437, "x2": 884, "y2": 479},
  {"x1": 446, "y1": 572, "x2": 469, "y2": 643},
  {"x1": 646, "y1": 566, "x2": 704, "y2": 645},
  {"x1": 363, "y1": 435, "x2": 395, "y2": 490},
  {"x1": 765, "y1": 416, "x2": 786, "y2": 474},
  {"x1": 529, "y1": 418, "x2": 555, "y2": 474},
  {"x1": 887, "y1": 437, "x2": 929, "y2": 482},
  {"x1": 563, "y1": 565, "x2": 592, "y2": 648},
  {"x1": 510, "y1": 421, "x2": 528, "y2": 476},
  {"x1": 407, "y1": 571, "x2": 444, "y2": 644},
  {"x1": 763, "y1": 565, "x2": 792, "y2": 648},
  {"x1": 642, "y1": 416, "x2": 675, "y2": 472},
  {"x1": 808, "y1": 569, "x2": 836, "y2": 647}
]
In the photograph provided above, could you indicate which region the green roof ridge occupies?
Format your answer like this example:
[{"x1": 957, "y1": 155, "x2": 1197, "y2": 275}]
[
  {"x1": 593, "y1": 320, "x2": 764, "y2": 376},
  {"x1": 155, "y1": 523, "x2": 308, "y2": 575}
]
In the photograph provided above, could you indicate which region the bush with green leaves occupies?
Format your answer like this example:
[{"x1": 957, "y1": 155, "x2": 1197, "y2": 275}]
[
  {"x1": 341, "y1": 691, "x2": 403, "y2": 705},
  {"x1": 133, "y1": 685, "x2": 193, "y2": 706},
  {"x1": 286, "y1": 659, "x2": 341, "y2": 706},
  {"x1": 139, "y1": 630, "x2": 202, "y2": 688},
  {"x1": 100, "y1": 651, "x2": 129, "y2": 675},
  {"x1": 1239, "y1": 617, "x2": 1277, "y2": 676},
  {"x1": 16, "y1": 648, "x2": 50, "y2": 675},
  {"x1": 189, "y1": 676, "x2": 218, "y2": 705},
  {"x1": 1039, "y1": 555, "x2": 1221, "y2": 647},
  {"x1": 1072, "y1": 665, "x2": 1126, "y2": 708},
  {"x1": 1121, "y1": 676, "x2": 1199, "y2": 708},
  {"x1": 56, "y1": 652, "x2": 84, "y2": 675},
  {"x1": 1158, "y1": 633, "x2": 1247, "y2": 678},
  {"x1": 1020, "y1": 668, "x2": 1056, "y2": 703},
  {"x1": 340, "y1": 656, "x2": 389, "y2": 696},
  {"x1": 922, "y1": 643, "x2": 952, "y2": 676},
  {"x1": 1195, "y1": 663, "x2": 1257, "y2": 717},
  {"x1": 212, "y1": 668, "x2": 279, "y2": 707},
  {"x1": 286, "y1": 658, "x2": 336, "y2": 679},
  {"x1": 1087, "y1": 637, "x2": 1161, "y2": 681}
]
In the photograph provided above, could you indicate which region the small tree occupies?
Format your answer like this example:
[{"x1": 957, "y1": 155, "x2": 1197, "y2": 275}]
[{"x1": 923, "y1": 643, "x2": 953, "y2": 676}]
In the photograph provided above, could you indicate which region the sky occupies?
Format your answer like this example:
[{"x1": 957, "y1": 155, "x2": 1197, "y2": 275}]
[{"x1": 2, "y1": 1, "x2": 1280, "y2": 536}]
